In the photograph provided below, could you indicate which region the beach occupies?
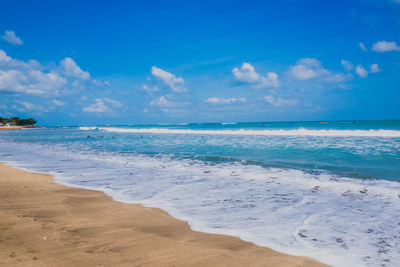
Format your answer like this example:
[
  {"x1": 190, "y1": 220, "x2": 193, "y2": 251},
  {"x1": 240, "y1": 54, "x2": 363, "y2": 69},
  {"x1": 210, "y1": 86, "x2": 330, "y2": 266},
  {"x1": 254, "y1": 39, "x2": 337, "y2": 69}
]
[
  {"x1": 0, "y1": 163, "x2": 326, "y2": 266},
  {"x1": 0, "y1": 126, "x2": 27, "y2": 130}
]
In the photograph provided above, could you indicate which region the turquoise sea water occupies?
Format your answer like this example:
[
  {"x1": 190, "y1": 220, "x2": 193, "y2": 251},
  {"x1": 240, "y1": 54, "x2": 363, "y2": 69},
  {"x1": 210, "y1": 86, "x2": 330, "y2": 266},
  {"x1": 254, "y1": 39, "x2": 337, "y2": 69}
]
[{"x1": 1, "y1": 120, "x2": 399, "y2": 266}]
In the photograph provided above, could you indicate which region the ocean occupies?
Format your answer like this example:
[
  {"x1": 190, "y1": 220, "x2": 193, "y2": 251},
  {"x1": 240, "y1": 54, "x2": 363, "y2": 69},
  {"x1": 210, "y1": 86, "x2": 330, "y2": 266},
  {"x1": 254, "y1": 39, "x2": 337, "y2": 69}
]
[{"x1": 1, "y1": 120, "x2": 399, "y2": 266}]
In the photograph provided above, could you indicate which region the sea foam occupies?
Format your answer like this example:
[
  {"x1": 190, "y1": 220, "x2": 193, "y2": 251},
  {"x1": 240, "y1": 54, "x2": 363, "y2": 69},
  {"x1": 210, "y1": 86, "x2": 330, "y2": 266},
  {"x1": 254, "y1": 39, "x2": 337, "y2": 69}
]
[{"x1": 88, "y1": 127, "x2": 400, "y2": 138}]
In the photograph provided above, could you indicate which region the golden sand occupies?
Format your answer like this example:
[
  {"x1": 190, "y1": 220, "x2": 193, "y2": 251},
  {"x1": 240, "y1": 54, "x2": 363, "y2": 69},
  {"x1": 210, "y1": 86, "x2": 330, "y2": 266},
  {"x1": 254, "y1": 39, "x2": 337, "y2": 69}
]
[
  {"x1": 0, "y1": 163, "x2": 327, "y2": 266},
  {"x1": 0, "y1": 126, "x2": 26, "y2": 130}
]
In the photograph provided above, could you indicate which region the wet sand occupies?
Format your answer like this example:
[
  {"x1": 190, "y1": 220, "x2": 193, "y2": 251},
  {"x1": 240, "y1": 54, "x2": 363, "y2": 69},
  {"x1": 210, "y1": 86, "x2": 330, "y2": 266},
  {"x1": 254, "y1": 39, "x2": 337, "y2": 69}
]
[{"x1": 0, "y1": 163, "x2": 327, "y2": 266}]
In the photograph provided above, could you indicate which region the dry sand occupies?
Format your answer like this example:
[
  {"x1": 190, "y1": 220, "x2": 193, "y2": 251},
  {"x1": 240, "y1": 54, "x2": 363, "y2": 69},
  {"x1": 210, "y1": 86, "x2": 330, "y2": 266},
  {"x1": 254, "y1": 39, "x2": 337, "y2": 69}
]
[{"x1": 0, "y1": 163, "x2": 328, "y2": 267}]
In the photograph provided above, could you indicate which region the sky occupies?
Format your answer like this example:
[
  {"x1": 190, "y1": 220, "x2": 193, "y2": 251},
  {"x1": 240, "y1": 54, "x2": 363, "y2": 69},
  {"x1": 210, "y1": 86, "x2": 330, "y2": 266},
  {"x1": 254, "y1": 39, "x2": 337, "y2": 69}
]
[{"x1": 0, "y1": 0, "x2": 399, "y2": 125}]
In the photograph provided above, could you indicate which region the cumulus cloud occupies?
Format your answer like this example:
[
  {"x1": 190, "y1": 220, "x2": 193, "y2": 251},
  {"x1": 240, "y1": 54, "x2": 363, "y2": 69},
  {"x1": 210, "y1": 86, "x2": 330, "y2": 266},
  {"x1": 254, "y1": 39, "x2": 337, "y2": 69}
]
[
  {"x1": 151, "y1": 66, "x2": 187, "y2": 92},
  {"x1": 206, "y1": 97, "x2": 246, "y2": 104},
  {"x1": 60, "y1": 57, "x2": 90, "y2": 79},
  {"x1": 370, "y1": 64, "x2": 381, "y2": 73},
  {"x1": 0, "y1": 49, "x2": 94, "y2": 95},
  {"x1": 103, "y1": 97, "x2": 122, "y2": 108},
  {"x1": 83, "y1": 98, "x2": 109, "y2": 113},
  {"x1": 290, "y1": 58, "x2": 328, "y2": 80},
  {"x1": 232, "y1": 63, "x2": 259, "y2": 83},
  {"x1": 0, "y1": 50, "x2": 11, "y2": 62},
  {"x1": 359, "y1": 42, "x2": 367, "y2": 52},
  {"x1": 372, "y1": 41, "x2": 400, "y2": 52},
  {"x1": 150, "y1": 96, "x2": 176, "y2": 108},
  {"x1": 290, "y1": 58, "x2": 352, "y2": 84},
  {"x1": 232, "y1": 63, "x2": 279, "y2": 88},
  {"x1": 355, "y1": 64, "x2": 381, "y2": 77},
  {"x1": 83, "y1": 97, "x2": 122, "y2": 113},
  {"x1": 2, "y1": 30, "x2": 23, "y2": 45},
  {"x1": 290, "y1": 65, "x2": 317, "y2": 80},
  {"x1": 355, "y1": 65, "x2": 368, "y2": 78},
  {"x1": 264, "y1": 95, "x2": 297, "y2": 107},
  {"x1": 341, "y1": 59, "x2": 354, "y2": 71},
  {"x1": 0, "y1": 68, "x2": 67, "y2": 95}
]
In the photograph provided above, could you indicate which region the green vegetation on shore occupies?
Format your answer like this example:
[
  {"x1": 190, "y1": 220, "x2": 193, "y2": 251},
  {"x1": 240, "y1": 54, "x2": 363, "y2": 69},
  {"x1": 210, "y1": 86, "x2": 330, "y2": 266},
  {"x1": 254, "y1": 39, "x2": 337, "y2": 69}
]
[{"x1": 0, "y1": 117, "x2": 37, "y2": 126}]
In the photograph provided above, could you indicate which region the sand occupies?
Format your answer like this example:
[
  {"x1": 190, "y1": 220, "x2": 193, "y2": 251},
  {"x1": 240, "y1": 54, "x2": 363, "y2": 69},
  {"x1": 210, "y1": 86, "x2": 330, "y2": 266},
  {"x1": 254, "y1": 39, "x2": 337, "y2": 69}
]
[
  {"x1": 0, "y1": 126, "x2": 26, "y2": 130},
  {"x1": 0, "y1": 163, "x2": 328, "y2": 267}
]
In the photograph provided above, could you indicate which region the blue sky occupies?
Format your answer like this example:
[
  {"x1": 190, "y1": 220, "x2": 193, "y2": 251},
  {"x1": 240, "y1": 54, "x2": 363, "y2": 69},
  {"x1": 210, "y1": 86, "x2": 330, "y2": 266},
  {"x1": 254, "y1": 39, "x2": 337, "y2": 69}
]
[{"x1": 0, "y1": 0, "x2": 399, "y2": 125}]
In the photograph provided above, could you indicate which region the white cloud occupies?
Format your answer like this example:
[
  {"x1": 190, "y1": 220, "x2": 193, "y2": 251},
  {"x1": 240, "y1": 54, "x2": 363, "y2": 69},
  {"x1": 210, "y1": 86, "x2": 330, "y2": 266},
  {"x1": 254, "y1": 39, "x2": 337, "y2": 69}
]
[
  {"x1": 370, "y1": 64, "x2": 381, "y2": 73},
  {"x1": 17, "y1": 101, "x2": 35, "y2": 110},
  {"x1": 151, "y1": 66, "x2": 187, "y2": 92},
  {"x1": 359, "y1": 42, "x2": 367, "y2": 52},
  {"x1": 141, "y1": 84, "x2": 159, "y2": 93},
  {"x1": 290, "y1": 58, "x2": 352, "y2": 84},
  {"x1": 341, "y1": 59, "x2": 354, "y2": 71},
  {"x1": 0, "y1": 69, "x2": 67, "y2": 95},
  {"x1": 355, "y1": 65, "x2": 368, "y2": 78},
  {"x1": 60, "y1": 57, "x2": 90, "y2": 79},
  {"x1": 232, "y1": 63, "x2": 259, "y2": 83},
  {"x1": 290, "y1": 58, "x2": 327, "y2": 80},
  {"x1": 372, "y1": 41, "x2": 400, "y2": 52},
  {"x1": 14, "y1": 100, "x2": 45, "y2": 113},
  {"x1": 264, "y1": 95, "x2": 297, "y2": 107},
  {"x1": 150, "y1": 96, "x2": 176, "y2": 108},
  {"x1": 2, "y1": 30, "x2": 23, "y2": 45},
  {"x1": 92, "y1": 80, "x2": 104, "y2": 86},
  {"x1": 206, "y1": 97, "x2": 246, "y2": 104},
  {"x1": 0, "y1": 50, "x2": 11, "y2": 62},
  {"x1": 149, "y1": 96, "x2": 189, "y2": 113},
  {"x1": 291, "y1": 64, "x2": 317, "y2": 80},
  {"x1": 103, "y1": 97, "x2": 122, "y2": 108},
  {"x1": 52, "y1": 100, "x2": 66, "y2": 106},
  {"x1": 0, "y1": 49, "x2": 98, "y2": 96},
  {"x1": 354, "y1": 64, "x2": 381, "y2": 77},
  {"x1": 83, "y1": 98, "x2": 109, "y2": 113},
  {"x1": 232, "y1": 63, "x2": 279, "y2": 88},
  {"x1": 82, "y1": 97, "x2": 121, "y2": 113},
  {"x1": 324, "y1": 73, "x2": 353, "y2": 83}
]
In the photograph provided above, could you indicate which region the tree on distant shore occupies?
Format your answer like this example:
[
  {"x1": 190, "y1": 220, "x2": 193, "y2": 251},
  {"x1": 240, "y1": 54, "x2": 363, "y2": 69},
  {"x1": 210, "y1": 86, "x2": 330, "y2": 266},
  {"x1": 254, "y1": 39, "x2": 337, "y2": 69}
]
[{"x1": 0, "y1": 117, "x2": 37, "y2": 126}]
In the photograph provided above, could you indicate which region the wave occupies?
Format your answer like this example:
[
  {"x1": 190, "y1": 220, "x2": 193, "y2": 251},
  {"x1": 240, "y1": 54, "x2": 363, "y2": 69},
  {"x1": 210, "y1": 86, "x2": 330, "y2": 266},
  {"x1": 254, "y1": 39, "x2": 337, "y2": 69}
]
[
  {"x1": 79, "y1": 126, "x2": 98, "y2": 130},
  {"x1": 89, "y1": 127, "x2": 400, "y2": 137}
]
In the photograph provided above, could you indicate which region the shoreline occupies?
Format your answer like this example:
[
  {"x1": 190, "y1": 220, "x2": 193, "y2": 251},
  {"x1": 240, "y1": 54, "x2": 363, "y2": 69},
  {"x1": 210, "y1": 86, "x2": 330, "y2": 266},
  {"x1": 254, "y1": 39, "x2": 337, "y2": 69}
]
[
  {"x1": 0, "y1": 126, "x2": 42, "y2": 130},
  {"x1": 0, "y1": 126, "x2": 27, "y2": 130},
  {"x1": 0, "y1": 162, "x2": 327, "y2": 266}
]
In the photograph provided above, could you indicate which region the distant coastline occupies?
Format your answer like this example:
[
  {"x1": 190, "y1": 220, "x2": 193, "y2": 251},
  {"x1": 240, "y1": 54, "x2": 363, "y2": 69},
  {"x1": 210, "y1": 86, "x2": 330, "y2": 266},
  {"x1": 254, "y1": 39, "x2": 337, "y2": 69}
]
[
  {"x1": 0, "y1": 125, "x2": 42, "y2": 130},
  {"x1": 0, "y1": 117, "x2": 38, "y2": 130}
]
